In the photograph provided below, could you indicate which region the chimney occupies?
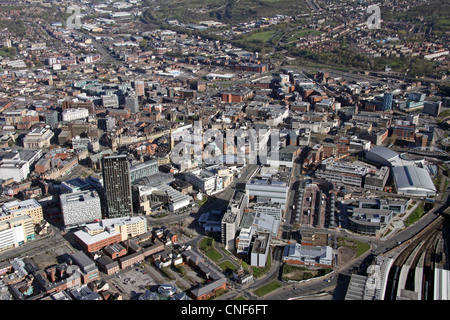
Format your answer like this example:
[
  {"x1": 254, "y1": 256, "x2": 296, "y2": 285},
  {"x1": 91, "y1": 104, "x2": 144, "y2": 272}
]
[{"x1": 47, "y1": 267, "x2": 56, "y2": 282}]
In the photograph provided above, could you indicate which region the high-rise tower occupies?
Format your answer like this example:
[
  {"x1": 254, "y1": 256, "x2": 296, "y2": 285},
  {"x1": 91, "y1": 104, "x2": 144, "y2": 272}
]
[{"x1": 101, "y1": 155, "x2": 133, "y2": 218}]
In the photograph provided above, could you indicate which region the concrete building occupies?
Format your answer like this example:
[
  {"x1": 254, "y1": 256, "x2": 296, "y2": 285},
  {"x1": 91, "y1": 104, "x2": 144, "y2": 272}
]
[
  {"x1": 60, "y1": 190, "x2": 102, "y2": 229},
  {"x1": 246, "y1": 179, "x2": 289, "y2": 206},
  {"x1": 250, "y1": 232, "x2": 271, "y2": 267},
  {"x1": 1, "y1": 198, "x2": 43, "y2": 225},
  {"x1": 0, "y1": 149, "x2": 42, "y2": 182},
  {"x1": 102, "y1": 155, "x2": 133, "y2": 218},
  {"x1": 125, "y1": 94, "x2": 139, "y2": 114},
  {"x1": 130, "y1": 159, "x2": 159, "y2": 183},
  {"x1": 62, "y1": 108, "x2": 89, "y2": 122},
  {"x1": 22, "y1": 127, "x2": 54, "y2": 149},
  {"x1": 73, "y1": 216, "x2": 147, "y2": 253},
  {"x1": 283, "y1": 243, "x2": 333, "y2": 268}
]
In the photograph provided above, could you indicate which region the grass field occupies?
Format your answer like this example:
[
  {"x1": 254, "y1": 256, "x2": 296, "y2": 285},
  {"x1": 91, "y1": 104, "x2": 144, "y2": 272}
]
[
  {"x1": 246, "y1": 30, "x2": 278, "y2": 41},
  {"x1": 199, "y1": 237, "x2": 223, "y2": 262},
  {"x1": 405, "y1": 202, "x2": 425, "y2": 227},
  {"x1": 253, "y1": 281, "x2": 282, "y2": 297},
  {"x1": 206, "y1": 249, "x2": 223, "y2": 262},
  {"x1": 218, "y1": 261, "x2": 238, "y2": 274},
  {"x1": 337, "y1": 237, "x2": 371, "y2": 257}
]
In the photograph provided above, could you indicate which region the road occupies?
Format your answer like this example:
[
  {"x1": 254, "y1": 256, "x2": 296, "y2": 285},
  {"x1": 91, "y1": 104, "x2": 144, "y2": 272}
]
[
  {"x1": 0, "y1": 225, "x2": 74, "y2": 261},
  {"x1": 198, "y1": 164, "x2": 259, "y2": 214}
]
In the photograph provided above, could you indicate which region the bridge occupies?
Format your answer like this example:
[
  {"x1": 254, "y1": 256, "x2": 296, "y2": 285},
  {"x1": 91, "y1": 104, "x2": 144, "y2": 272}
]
[{"x1": 407, "y1": 146, "x2": 449, "y2": 159}]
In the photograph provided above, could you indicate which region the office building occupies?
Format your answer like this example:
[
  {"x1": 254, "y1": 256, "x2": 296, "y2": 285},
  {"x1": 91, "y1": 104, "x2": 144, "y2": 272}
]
[
  {"x1": 364, "y1": 166, "x2": 390, "y2": 191},
  {"x1": 125, "y1": 94, "x2": 139, "y2": 114},
  {"x1": 423, "y1": 101, "x2": 442, "y2": 117},
  {"x1": 250, "y1": 233, "x2": 271, "y2": 267},
  {"x1": 102, "y1": 155, "x2": 133, "y2": 218},
  {"x1": 134, "y1": 80, "x2": 145, "y2": 97},
  {"x1": 73, "y1": 216, "x2": 147, "y2": 253},
  {"x1": 1, "y1": 199, "x2": 43, "y2": 225},
  {"x1": 43, "y1": 110, "x2": 59, "y2": 126},
  {"x1": 348, "y1": 208, "x2": 394, "y2": 235},
  {"x1": 315, "y1": 161, "x2": 369, "y2": 187},
  {"x1": 70, "y1": 251, "x2": 100, "y2": 284},
  {"x1": 61, "y1": 108, "x2": 89, "y2": 122},
  {"x1": 0, "y1": 199, "x2": 43, "y2": 251},
  {"x1": 283, "y1": 243, "x2": 333, "y2": 268},
  {"x1": 130, "y1": 159, "x2": 159, "y2": 183},
  {"x1": 245, "y1": 179, "x2": 289, "y2": 206},
  {"x1": 382, "y1": 93, "x2": 393, "y2": 111},
  {"x1": 0, "y1": 215, "x2": 35, "y2": 252},
  {"x1": 102, "y1": 94, "x2": 119, "y2": 109},
  {"x1": 221, "y1": 191, "x2": 248, "y2": 250},
  {"x1": 0, "y1": 149, "x2": 42, "y2": 182}
]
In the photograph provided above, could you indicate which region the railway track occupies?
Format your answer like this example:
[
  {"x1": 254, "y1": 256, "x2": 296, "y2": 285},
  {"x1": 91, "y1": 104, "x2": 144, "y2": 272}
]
[{"x1": 384, "y1": 215, "x2": 445, "y2": 300}]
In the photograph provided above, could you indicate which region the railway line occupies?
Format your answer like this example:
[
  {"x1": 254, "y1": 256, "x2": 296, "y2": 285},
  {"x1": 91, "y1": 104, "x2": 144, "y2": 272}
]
[{"x1": 384, "y1": 215, "x2": 446, "y2": 300}]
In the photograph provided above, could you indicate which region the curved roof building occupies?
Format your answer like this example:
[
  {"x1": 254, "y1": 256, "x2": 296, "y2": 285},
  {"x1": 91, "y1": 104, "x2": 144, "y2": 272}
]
[
  {"x1": 392, "y1": 166, "x2": 436, "y2": 196},
  {"x1": 365, "y1": 146, "x2": 399, "y2": 167},
  {"x1": 366, "y1": 146, "x2": 437, "y2": 197}
]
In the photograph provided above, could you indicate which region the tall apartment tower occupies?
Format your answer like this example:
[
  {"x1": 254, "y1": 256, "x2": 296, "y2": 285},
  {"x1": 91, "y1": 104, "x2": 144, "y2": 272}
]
[
  {"x1": 101, "y1": 155, "x2": 133, "y2": 218},
  {"x1": 134, "y1": 80, "x2": 145, "y2": 97}
]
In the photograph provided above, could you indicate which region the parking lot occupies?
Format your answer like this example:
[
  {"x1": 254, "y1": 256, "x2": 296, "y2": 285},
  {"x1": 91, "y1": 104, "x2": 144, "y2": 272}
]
[{"x1": 110, "y1": 266, "x2": 158, "y2": 299}]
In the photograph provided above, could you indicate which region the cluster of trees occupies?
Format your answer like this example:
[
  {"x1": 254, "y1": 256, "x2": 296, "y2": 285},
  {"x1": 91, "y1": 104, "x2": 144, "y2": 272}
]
[{"x1": 0, "y1": 46, "x2": 16, "y2": 59}]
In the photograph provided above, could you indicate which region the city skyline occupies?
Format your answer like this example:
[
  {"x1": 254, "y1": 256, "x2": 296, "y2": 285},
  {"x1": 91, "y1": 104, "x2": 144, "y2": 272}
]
[{"x1": 0, "y1": 0, "x2": 448, "y2": 305}]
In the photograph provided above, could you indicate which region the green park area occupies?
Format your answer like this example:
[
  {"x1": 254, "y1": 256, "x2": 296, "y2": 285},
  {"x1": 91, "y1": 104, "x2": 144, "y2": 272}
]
[
  {"x1": 253, "y1": 281, "x2": 282, "y2": 297},
  {"x1": 337, "y1": 237, "x2": 371, "y2": 258},
  {"x1": 199, "y1": 237, "x2": 223, "y2": 262}
]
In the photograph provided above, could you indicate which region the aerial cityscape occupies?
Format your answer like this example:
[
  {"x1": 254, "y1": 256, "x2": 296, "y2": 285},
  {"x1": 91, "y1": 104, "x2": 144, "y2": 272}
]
[{"x1": 0, "y1": 0, "x2": 449, "y2": 305}]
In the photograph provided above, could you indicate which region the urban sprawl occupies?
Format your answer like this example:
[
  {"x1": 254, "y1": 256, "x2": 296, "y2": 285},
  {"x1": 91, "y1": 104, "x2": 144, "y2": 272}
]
[{"x1": 0, "y1": 0, "x2": 449, "y2": 302}]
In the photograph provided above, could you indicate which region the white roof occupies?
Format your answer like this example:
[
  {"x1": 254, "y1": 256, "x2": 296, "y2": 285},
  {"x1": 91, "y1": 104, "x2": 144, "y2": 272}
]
[{"x1": 392, "y1": 166, "x2": 436, "y2": 193}]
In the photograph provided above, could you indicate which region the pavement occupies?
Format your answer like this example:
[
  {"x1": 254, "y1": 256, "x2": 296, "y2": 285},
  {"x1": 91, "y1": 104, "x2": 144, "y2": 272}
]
[{"x1": 377, "y1": 200, "x2": 422, "y2": 240}]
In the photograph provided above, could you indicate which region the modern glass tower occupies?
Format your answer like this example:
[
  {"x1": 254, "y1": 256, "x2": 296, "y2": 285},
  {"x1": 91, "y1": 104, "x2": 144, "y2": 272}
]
[{"x1": 101, "y1": 154, "x2": 133, "y2": 218}]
